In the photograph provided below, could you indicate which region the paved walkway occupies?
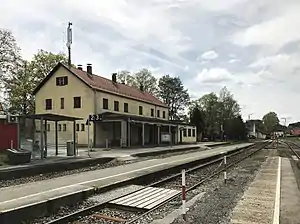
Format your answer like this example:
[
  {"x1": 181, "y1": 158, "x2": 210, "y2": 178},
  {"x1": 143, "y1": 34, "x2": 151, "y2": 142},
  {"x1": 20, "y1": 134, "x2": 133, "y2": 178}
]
[
  {"x1": 0, "y1": 142, "x2": 228, "y2": 172},
  {"x1": 230, "y1": 156, "x2": 300, "y2": 224},
  {"x1": 46, "y1": 142, "x2": 228, "y2": 158},
  {"x1": 230, "y1": 157, "x2": 280, "y2": 224},
  {"x1": 0, "y1": 143, "x2": 251, "y2": 213},
  {"x1": 280, "y1": 157, "x2": 300, "y2": 224}
]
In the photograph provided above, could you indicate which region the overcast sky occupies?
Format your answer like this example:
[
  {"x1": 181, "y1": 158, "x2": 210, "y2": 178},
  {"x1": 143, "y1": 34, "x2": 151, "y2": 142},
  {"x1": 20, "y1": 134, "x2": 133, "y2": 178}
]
[{"x1": 1, "y1": 0, "x2": 300, "y2": 124}]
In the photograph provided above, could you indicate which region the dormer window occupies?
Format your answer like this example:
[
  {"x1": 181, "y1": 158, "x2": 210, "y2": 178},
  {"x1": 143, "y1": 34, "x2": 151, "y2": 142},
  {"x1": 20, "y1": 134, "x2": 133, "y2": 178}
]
[{"x1": 56, "y1": 76, "x2": 68, "y2": 86}]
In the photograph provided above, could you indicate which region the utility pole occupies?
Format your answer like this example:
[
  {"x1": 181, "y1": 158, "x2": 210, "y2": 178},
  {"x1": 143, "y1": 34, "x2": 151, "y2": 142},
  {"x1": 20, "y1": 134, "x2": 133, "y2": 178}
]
[
  {"x1": 66, "y1": 22, "x2": 72, "y2": 67},
  {"x1": 248, "y1": 113, "x2": 253, "y2": 121},
  {"x1": 281, "y1": 117, "x2": 287, "y2": 127}
]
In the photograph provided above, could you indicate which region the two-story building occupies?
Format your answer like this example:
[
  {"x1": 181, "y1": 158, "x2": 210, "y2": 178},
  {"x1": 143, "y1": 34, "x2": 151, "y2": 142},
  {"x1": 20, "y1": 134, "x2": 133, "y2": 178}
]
[{"x1": 33, "y1": 63, "x2": 196, "y2": 148}]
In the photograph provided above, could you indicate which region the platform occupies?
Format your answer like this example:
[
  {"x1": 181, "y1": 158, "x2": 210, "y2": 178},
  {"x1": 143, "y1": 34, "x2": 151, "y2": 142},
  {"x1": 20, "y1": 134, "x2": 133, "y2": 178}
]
[
  {"x1": 230, "y1": 156, "x2": 300, "y2": 224},
  {"x1": 0, "y1": 143, "x2": 252, "y2": 222},
  {"x1": 0, "y1": 142, "x2": 228, "y2": 180}
]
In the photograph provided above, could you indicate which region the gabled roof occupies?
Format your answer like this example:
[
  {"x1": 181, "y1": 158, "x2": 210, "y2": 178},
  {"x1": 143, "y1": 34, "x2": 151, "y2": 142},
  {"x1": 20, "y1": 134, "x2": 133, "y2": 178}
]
[{"x1": 33, "y1": 63, "x2": 168, "y2": 108}]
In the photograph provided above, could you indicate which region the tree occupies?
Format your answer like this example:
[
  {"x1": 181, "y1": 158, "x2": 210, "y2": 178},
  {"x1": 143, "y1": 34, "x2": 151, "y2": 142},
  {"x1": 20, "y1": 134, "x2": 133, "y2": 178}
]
[
  {"x1": 0, "y1": 28, "x2": 21, "y2": 83},
  {"x1": 218, "y1": 87, "x2": 241, "y2": 139},
  {"x1": 262, "y1": 112, "x2": 280, "y2": 133},
  {"x1": 158, "y1": 75, "x2": 190, "y2": 120},
  {"x1": 28, "y1": 49, "x2": 68, "y2": 84},
  {"x1": 198, "y1": 93, "x2": 219, "y2": 140},
  {"x1": 4, "y1": 61, "x2": 35, "y2": 115},
  {"x1": 117, "y1": 69, "x2": 157, "y2": 95},
  {"x1": 224, "y1": 116, "x2": 247, "y2": 140},
  {"x1": 117, "y1": 70, "x2": 131, "y2": 84},
  {"x1": 218, "y1": 86, "x2": 240, "y2": 121},
  {"x1": 192, "y1": 87, "x2": 242, "y2": 141},
  {"x1": 190, "y1": 104, "x2": 205, "y2": 141},
  {"x1": 3, "y1": 50, "x2": 68, "y2": 115}
]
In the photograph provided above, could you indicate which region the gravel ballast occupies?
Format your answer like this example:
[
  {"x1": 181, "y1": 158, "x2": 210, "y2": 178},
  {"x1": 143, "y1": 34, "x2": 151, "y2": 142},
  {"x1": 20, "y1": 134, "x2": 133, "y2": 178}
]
[{"x1": 169, "y1": 149, "x2": 272, "y2": 224}]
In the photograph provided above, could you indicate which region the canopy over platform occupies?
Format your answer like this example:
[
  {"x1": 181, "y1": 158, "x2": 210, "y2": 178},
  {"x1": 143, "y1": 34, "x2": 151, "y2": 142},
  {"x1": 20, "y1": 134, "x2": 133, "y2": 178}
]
[
  {"x1": 19, "y1": 113, "x2": 83, "y2": 159},
  {"x1": 95, "y1": 112, "x2": 191, "y2": 127},
  {"x1": 19, "y1": 113, "x2": 83, "y2": 122}
]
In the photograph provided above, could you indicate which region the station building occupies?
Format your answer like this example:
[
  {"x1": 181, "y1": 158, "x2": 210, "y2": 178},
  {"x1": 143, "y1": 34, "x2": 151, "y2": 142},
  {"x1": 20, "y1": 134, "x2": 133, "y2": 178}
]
[{"x1": 33, "y1": 63, "x2": 196, "y2": 148}]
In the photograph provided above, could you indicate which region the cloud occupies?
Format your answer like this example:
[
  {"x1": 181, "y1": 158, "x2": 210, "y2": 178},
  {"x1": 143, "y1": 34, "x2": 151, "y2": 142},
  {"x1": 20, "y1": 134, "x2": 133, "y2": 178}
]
[
  {"x1": 2, "y1": 0, "x2": 300, "y2": 123},
  {"x1": 249, "y1": 53, "x2": 300, "y2": 81},
  {"x1": 230, "y1": 5, "x2": 300, "y2": 50},
  {"x1": 196, "y1": 68, "x2": 235, "y2": 84},
  {"x1": 200, "y1": 50, "x2": 219, "y2": 60}
]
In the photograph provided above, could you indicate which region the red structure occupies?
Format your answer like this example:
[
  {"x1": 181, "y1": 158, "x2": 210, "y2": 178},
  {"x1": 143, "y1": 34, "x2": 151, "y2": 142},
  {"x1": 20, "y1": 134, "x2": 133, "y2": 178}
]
[
  {"x1": 291, "y1": 128, "x2": 300, "y2": 136},
  {"x1": 0, "y1": 118, "x2": 18, "y2": 151}
]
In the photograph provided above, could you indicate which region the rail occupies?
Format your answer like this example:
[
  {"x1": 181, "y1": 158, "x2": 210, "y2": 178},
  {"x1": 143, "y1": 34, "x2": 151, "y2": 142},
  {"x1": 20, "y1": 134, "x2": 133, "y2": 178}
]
[
  {"x1": 44, "y1": 141, "x2": 270, "y2": 224},
  {"x1": 125, "y1": 141, "x2": 270, "y2": 224},
  {"x1": 283, "y1": 141, "x2": 300, "y2": 160}
]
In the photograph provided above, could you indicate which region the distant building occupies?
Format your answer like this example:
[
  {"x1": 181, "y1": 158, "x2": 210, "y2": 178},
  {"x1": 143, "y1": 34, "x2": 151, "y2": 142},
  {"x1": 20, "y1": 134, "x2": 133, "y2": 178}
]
[
  {"x1": 245, "y1": 119, "x2": 266, "y2": 139},
  {"x1": 33, "y1": 63, "x2": 196, "y2": 147}
]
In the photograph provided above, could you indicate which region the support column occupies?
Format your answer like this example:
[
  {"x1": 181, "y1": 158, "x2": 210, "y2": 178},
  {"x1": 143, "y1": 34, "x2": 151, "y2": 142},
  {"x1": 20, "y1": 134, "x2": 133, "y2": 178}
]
[
  {"x1": 44, "y1": 120, "x2": 48, "y2": 158},
  {"x1": 157, "y1": 125, "x2": 160, "y2": 145},
  {"x1": 142, "y1": 123, "x2": 145, "y2": 146},
  {"x1": 55, "y1": 121, "x2": 58, "y2": 156},
  {"x1": 73, "y1": 121, "x2": 76, "y2": 156},
  {"x1": 128, "y1": 120, "x2": 131, "y2": 147},
  {"x1": 121, "y1": 120, "x2": 127, "y2": 147},
  {"x1": 169, "y1": 125, "x2": 172, "y2": 145},
  {"x1": 40, "y1": 118, "x2": 44, "y2": 159}
]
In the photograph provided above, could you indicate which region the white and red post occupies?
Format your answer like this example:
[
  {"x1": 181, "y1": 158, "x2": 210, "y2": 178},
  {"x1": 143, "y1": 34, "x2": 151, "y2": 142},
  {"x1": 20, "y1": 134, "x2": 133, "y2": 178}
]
[{"x1": 182, "y1": 169, "x2": 187, "y2": 221}]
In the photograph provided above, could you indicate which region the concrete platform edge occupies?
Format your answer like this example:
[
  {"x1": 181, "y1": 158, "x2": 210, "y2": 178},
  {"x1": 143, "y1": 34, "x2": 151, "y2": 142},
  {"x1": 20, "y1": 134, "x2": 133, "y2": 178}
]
[{"x1": 0, "y1": 157, "x2": 113, "y2": 180}]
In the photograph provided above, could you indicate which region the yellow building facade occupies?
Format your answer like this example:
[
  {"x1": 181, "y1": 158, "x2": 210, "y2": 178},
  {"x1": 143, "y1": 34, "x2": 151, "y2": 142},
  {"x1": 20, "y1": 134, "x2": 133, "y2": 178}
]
[{"x1": 34, "y1": 63, "x2": 196, "y2": 147}]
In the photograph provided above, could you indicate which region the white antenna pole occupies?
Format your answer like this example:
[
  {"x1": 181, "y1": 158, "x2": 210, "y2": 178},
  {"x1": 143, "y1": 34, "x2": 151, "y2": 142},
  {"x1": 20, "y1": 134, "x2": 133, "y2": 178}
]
[{"x1": 66, "y1": 22, "x2": 72, "y2": 67}]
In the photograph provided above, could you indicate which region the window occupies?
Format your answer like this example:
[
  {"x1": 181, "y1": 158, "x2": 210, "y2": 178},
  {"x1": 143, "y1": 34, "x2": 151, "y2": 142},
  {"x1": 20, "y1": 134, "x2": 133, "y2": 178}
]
[
  {"x1": 81, "y1": 124, "x2": 85, "y2": 131},
  {"x1": 157, "y1": 110, "x2": 160, "y2": 118},
  {"x1": 188, "y1": 129, "x2": 191, "y2": 137},
  {"x1": 56, "y1": 76, "x2": 68, "y2": 86},
  {"x1": 151, "y1": 109, "x2": 154, "y2": 117},
  {"x1": 76, "y1": 124, "x2": 80, "y2": 131},
  {"x1": 183, "y1": 129, "x2": 187, "y2": 137},
  {"x1": 124, "y1": 103, "x2": 129, "y2": 113},
  {"x1": 163, "y1": 111, "x2": 166, "y2": 119},
  {"x1": 192, "y1": 129, "x2": 196, "y2": 137},
  {"x1": 139, "y1": 106, "x2": 143, "y2": 115},
  {"x1": 47, "y1": 124, "x2": 50, "y2": 132},
  {"x1": 45, "y1": 99, "x2": 52, "y2": 110},
  {"x1": 103, "y1": 98, "x2": 108, "y2": 109},
  {"x1": 74, "y1": 97, "x2": 81, "y2": 108},
  {"x1": 114, "y1": 101, "x2": 119, "y2": 111},
  {"x1": 63, "y1": 124, "x2": 67, "y2": 132},
  {"x1": 58, "y1": 124, "x2": 62, "y2": 131},
  {"x1": 60, "y1": 98, "x2": 64, "y2": 109}
]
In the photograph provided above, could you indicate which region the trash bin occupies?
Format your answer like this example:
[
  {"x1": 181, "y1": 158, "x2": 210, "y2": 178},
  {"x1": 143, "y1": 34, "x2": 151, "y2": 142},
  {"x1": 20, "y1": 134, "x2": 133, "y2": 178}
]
[{"x1": 66, "y1": 140, "x2": 74, "y2": 156}]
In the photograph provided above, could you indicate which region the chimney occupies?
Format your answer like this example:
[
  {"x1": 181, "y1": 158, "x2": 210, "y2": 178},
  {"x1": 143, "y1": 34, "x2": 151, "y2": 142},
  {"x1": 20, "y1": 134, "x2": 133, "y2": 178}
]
[
  {"x1": 140, "y1": 84, "x2": 144, "y2": 91},
  {"x1": 77, "y1": 64, "x2": 83, "y2": 70},
  {"x1": 87, "y1": 63, "x2": 92, "y2": 75},
  {"x1": 112, "y1": 73, "x2": 117, "y2": 83}
]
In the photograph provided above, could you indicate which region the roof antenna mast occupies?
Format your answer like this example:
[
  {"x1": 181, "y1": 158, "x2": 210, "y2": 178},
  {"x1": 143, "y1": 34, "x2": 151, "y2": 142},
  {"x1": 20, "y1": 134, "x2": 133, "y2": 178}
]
[{"x1": 66, "y1": 22, "x2": 72, "y2": 67}]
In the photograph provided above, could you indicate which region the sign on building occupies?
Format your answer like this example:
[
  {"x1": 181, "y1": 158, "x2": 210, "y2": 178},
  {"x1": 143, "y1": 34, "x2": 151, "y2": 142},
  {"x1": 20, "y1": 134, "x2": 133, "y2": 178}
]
[{"x1": 161, "y1": 132, "x2": 171, "y2": 143}]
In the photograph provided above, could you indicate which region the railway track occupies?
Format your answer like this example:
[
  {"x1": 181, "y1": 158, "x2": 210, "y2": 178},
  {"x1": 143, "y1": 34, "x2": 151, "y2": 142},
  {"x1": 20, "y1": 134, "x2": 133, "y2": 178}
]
[
  {"x1": 34, "y1": 141, "x2": 271, "y2": 224},
  {"x1": 284, "y1": 141, "x2": 300, "y2": 159}
]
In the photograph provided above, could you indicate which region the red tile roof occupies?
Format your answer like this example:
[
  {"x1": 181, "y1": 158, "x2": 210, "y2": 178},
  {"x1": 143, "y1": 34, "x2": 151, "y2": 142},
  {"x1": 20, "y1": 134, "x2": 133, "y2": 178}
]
[{"x1": 33, "y1": 63, "x2": 167, "y2": 108}]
